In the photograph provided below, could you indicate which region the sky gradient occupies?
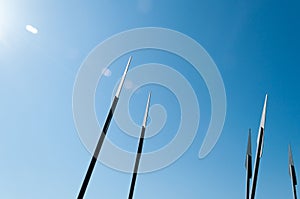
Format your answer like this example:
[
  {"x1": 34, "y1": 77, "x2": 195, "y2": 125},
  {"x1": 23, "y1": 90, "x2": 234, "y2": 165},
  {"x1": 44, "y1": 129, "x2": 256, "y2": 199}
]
[{"x1": 0, "y1": 0, "x2": 299, "y2": 198}]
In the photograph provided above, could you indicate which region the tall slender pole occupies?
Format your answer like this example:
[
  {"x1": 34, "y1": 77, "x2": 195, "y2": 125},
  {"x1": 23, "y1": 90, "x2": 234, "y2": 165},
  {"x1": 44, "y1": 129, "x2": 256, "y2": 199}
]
[
  {"x1": 245, "y1": 129, "x2": 252, "y2": 199},
  {"x1": 250, "y1": 94, "x2": 268, "y2": 199},
  {"x1": 128, "y1": 93, "x2": 151, "y2": 199},
  {"x1": 289, "y1": 145, "x2": 298, "y2": 199},
  {"x1": 77, "y1": 56, "x2": 132, "y2": 199}
]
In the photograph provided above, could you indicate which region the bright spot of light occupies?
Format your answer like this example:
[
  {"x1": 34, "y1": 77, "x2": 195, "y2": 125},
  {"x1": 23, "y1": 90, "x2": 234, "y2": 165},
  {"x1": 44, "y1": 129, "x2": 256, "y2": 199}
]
[
  {"x1": 102, "y1": 68, "x2": 112, "y2": 77},
  {"x1": 26, "y1": 25, "x2": 38, "y2": 34}
]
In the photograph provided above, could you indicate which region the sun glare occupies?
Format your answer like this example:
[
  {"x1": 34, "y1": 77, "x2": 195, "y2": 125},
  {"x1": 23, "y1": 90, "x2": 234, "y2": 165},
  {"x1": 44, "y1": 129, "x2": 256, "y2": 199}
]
[
  {"x1": 0, "y1": 2, "x2": 14, "y2": 45},
  {"x1": 25, "y1": 25, "x2": 38, "y2": 34},
  {"x1": 25, "y1": 25, "x2": 39, "y2": 34}
]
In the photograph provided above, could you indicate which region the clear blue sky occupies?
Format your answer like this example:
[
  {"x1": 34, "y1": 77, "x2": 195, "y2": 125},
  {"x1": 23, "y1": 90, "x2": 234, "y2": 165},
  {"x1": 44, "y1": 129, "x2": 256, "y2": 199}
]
[{"x1": 0, "y1": 0, "x2": 299, "y2": 198}]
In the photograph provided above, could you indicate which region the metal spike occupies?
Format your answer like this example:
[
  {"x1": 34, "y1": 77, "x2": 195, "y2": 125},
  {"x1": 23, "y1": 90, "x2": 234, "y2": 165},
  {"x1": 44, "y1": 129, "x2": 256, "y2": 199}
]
[
  {"x1": 77, "y1": 57, "x2": 132, "y2": 199},
  {"x1": 250, "y1": 94, "x2": 268, "y2": 199},
  {"x1": 116, "y1": 56, "x2": 132, "y2": 98},
  {"x1": 289, "y1": 145, "x2": 298, "y2": 199},
  {"x1": 245, "y1": 129, "x2": 252, "y2": 199},
  {"x1": 128, "y1": 92, "x2": 151, "y2": 199}
]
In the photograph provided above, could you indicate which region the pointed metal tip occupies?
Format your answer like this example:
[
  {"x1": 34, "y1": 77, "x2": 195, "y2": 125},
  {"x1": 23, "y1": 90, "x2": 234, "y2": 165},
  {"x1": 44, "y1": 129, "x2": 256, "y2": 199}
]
[
  {"x1": 264, "y1": 94, "x2": 268, "y2": 108},
  {"x1": 115, "y1": 56, "x2": 132, "y2": 98},
  {"x1": 146, "y1": 92, "x2": 151, "y2": 109},
  {"x1": 260, "y1": 94, "x2": 268, "y2": 129},
  {"x1": 125, "y1": 56, "x2": 132, "y2": 73},
  {"x1": 245, "y1": 129, "x2": 252, "y2": 175},
  {"x1": 289, "y1": 144, "x2": 294, "y2": 166},
  {"x1": 142, "y1": 92, "x2": 151, "y2": 127},
  {"x1": 247, "y1": 130, "x2": 252, "y2": 156}
]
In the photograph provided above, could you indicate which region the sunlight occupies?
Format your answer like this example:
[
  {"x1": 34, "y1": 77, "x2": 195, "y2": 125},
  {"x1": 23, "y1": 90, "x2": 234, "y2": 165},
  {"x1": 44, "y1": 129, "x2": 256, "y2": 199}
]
[
  {"x1": 25, "y1": 24, "x2": 38, "y2": 34},
  {"x1": 0, "y1": 1, "x2": 14, "y2": 46}
]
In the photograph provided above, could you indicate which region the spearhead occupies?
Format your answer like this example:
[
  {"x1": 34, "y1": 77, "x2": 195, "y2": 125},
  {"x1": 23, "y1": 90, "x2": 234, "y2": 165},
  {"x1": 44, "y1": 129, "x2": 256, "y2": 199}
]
[
  {"x1": 247, "y1": 129, "x2": 252, "y2": 157},
  {"x1": 250, "y1": 94, "x2": 269, "y2": 199},
  {"x1": 115, "y1": 56, "x2": 132, "y2": 98},
  {"x1": 258, "y1": 94, "x2": 268, "y2": 158},
  {"x1": 289, "y1": 145, "x2": 298, "y2": 186},
  {"x1": 77, "y1": 56, "x2": 132, "y2": 199},
  {"x1": 142, "y1": 92, "x2": 151, "y2": 128},
  {"x1": 245, "y1": 129, "x2": 252, "y2": 178},
  {"x1": 259, "y1": 94, "x2": 268, "y2": 129},
  {"x1": 128, "y1": 92, "x2": 151, "y2": 199}
]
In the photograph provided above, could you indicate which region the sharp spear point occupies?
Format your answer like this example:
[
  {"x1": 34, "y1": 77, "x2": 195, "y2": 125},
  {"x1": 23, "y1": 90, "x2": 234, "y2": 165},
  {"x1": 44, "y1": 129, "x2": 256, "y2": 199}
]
[
  {"x1": 289, "y1": 144, "x2": 295, "y2": 166},
  {"x1": 142, "y1": 92, "x2": 151, "y2": 128},
  {"x1": 250, "y1": 95, "x2": 268, "y2": 199},
  {"x1": 258, "y1": 94, "x2": 268, "y2": 158},
  {"x1": 289, "y1": 145, "x2": 298, "y2": 199},
  {"x1": 247, "y1": 129, "x2": 252, "y2": 157},
  {"x1": 289, "y1": 145, "x2": 298, "y2": 184},
  {"x1": 260, "y1": 94, "x2": 268, "y2": 129},
  {"x1": 128, "y1": 93, "x2": 151, "y2": 199},
  {"x1": 245, "y1": 128, "x2": 252, "y2": 180},
  {"x1": 115, "y1": 56, "x2": 132, "y2": 98},
  {"x1": 77, "y1": 57, "x2": 132, "y2": 199}
]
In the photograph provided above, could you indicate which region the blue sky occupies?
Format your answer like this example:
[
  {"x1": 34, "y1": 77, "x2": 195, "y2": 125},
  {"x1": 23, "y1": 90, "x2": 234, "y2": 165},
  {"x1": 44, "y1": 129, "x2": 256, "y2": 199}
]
[{"x1": 0, "y1": 0, "x2": 299, "y2": 198}]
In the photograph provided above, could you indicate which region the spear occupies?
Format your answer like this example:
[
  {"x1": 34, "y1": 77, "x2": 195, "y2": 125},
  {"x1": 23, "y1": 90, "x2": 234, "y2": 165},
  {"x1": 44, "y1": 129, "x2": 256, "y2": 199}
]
[
  {"x1": 245, "y1": 129, "x2": 252, "y2": 199},
  {"x1": 128, "y1": 92, "x2": 151, "y2": 199},
  {"x1": 77, "y1": 56, "x2": 132, "y2": 199},
  {"x1": 250, "y1": 94, "x2": 268, "y2": 199},
  {"x1": 289, "y1": 145, "x2": 298, "y2": 199}
]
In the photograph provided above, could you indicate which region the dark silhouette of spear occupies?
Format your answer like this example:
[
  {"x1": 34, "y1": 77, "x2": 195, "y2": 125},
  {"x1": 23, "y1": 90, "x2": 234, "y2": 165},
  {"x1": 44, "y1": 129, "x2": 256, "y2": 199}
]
[
  {"x1": 250, "y1": 94, "x2": 268, "y2": 199},
  {"x1": 245, "y1": 129, "x2": 252, "y2": 199},
  {"x1": 289, "y1": 145, "x2": 298, "y2": 199},
  {"x1": 128, "y1": 92, "x2": 151, "y2": 199},
  {"x1": 77, "y1": 56, "x2": 132, "y2": 199}
]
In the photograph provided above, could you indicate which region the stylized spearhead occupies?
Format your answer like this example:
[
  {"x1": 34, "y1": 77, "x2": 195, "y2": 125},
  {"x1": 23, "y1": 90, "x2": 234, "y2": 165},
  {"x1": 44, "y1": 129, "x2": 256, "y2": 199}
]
[
  {"x1": 258, "y1": 94, "x2": 268, "y2": 158},
  {"x1": 289, "y1": 145, "x2": 297, "y2": 186},
  {"x1": 115, "y1": 56, "x2": 132, "y2": 98},
  {"x1": 245, "y1": 129, "x2": 252, "y2": 178}
]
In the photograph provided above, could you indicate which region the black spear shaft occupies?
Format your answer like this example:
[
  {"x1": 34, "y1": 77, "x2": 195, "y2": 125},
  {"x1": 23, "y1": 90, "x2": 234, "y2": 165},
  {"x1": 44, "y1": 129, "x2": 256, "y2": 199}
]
[
  {"x1": 128, "y1": 127, "x2": 145, "y2": 199},
  {"x1": 245, "y1": 129, "x2": 252, "y2": 199},
  {"x1": 250, "y1": 94, "x2": 267, "y2": 199},
  {"x1": 128, "y1": 93, "x2": 151, "y2": 199},
  {"x1": 77, "y1": 56, "x2": 132, "y2": 199},
  {"x1": 250, "y1": 128, "x2": 263, "y2": 199}
]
